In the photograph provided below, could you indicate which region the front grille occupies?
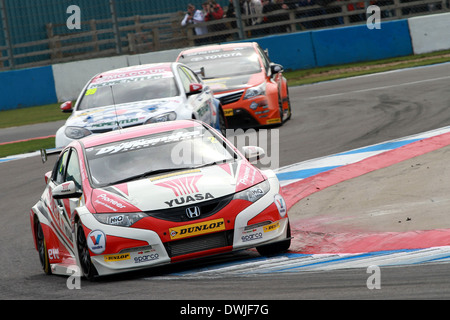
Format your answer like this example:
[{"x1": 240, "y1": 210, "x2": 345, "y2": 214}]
[
  {"x1": 217, "y1": 90, "x2": 244, "y2": 105},
  {"x1": 165, "y1": 230, "x2": 233, "y2": 257},
  {"x1": 225, "y1": 108, "x2": 260, "y2": 128},
  {"x1": 145, "y1": 194, "x2": 234, "y2": 222}
]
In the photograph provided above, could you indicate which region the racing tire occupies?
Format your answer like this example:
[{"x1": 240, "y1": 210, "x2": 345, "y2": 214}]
[
  {"x1": 256, "y1": 222, "x2": 291, "y2": 256},
  {"x1": 76, "y1": 223, "x2": 98, "y2": 281},
  {"x1": 284, "y1": 88, "x2": 292, "y2": 121},
  {"x1": 35, "y1": 220, "x2": 52, "y2": 275},
  {"x1": 278, "y1": 96, "x2": 284, "y2": 124},
  {"x1": 279, "y1": 91, "x2": 292, "y2": 123}
]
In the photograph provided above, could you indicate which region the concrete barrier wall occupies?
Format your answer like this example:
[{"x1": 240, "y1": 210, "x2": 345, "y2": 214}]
[
  {"x1": 1, "y1": 13, "x2": 448, "y2": 111},
  {"x1": 408, "y1": 12, "x2": 450, "y2": 55}
]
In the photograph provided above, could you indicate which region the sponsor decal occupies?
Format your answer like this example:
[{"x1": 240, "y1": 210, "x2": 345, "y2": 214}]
[
  {"x1": 156, "y1": 175, "x2": 202, "y2": 197},
  {"x1": 241, "y1": 232, "x2": 263, "y2": 242},
  {"x1": 274, "y1": 194, "x2": 287, "y2": 217},
  {"x1": 104, "y1": 253, "x2": 130, "y2": 262},
  {"x1": 165, "y1": 193, "x2": 214, "y2": 208},
  {"x1": 94, "y1": 193, "x2": 127, "y2": 212},
  {"x1": 223, "y1": 109, "x2": 233, "y2": 117},
  {"x1": 156, "y1": 174, "x2": 215, "y2": 208},
  {"x1": 263, "y1": 221, "x2": 280, "y2": 233},
  {"x1": 87, "y1": 230, "x2": 106, "y2": 254},
  {"x1": 92, "y1": 118, "x2": 139, "y2": 128},
  {"x1": 266, "y1": 118, "x2": 281, "y2": 124},
  {"x1": 134, "y1": 252, "x2": 159, "y2": 264},
  {"x1": 48, "y1": 248, "x2": 60, "y2": 261},
  {"x1": 237, "y1": 164, "x2": 257, "y2": 188},
  {"x1": 93, "y1": 130, "x2": 203, "y2": 156},
  {"x1": 169, "y1": 218, "x2": 225, "y2": 240}
]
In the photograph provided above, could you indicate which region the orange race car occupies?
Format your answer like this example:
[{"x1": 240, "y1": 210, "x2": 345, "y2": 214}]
[{"x1": 177, "y1": 42, "x2": 291, "y2": 129}]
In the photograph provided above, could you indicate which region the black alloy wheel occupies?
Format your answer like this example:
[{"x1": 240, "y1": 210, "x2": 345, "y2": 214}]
[
  {"x1": 35, "y1": 220, "x2": 51, "y2": 275},
  {"x1": 76, "y1": 223, "x2": 98, "y2": 280}
]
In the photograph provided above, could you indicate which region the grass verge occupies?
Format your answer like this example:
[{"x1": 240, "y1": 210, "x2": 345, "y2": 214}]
[
  {"x1": 0, "y1": 103, "x2": 70, "y2": 129},
  {"x1": 0, "y1": 137, "x2": 55, "y2": 158}
]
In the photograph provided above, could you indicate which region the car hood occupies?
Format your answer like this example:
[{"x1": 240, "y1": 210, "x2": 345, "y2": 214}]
[
  {"x1": 65, "y1": 98, "x2": 182, "y2": 131},
  {"x1": 203, "y1": 73, "x2": 265, "y2": 93},
  {"x1": 90, "y1": 160, "x2": 265, "y2": 213}
]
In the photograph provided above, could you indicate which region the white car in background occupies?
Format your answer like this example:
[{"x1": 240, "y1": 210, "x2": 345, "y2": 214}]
[{"x1": 55, "y1": 62, "x2": 226, "y2": 147}]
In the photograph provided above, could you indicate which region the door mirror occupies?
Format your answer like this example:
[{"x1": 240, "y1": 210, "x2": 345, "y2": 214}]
[
  {"x1": 187, "y1": 83, "x2": 203, "y2": 96},
  {"x1": 60, "y1": 101, "x2": 73, "y2": 113},
  {"x1": 270, "y1": 63, "x2": 284, "y2": 75},
  {"x1": 242, "y1": 146, "x2": 265, "y2": 162},
  {"x1": 52, "y1": 181, "x2": 82, "y2": 199}
]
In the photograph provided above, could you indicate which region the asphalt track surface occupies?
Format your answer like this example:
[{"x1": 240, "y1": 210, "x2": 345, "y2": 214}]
[{"x1": 1, "y1": 63, "x2": 450, "y2": 301}]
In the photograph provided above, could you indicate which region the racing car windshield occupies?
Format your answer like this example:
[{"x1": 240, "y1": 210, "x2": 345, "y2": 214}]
[
  {"x1": 178, "y1": 47, "x2": 262, "y2": 78},
  {"x1": 77, "y1": 75, "x2": 180, "y2": 110},
  {"x1": 85, "y1": 126, "x2": 238, "y2": 187}
]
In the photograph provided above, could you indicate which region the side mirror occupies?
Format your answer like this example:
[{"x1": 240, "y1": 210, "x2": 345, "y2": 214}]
[
  {"x1": 52, "y1": 181, "x2": 82, "y2": 199},
  {"x1": 187, "y1": 83, "x2": 203, "y2": 96},
  {"x1": 60, "y1": 101, "x2": 73, "y2": 113},
  {"x1": 242, "y1": 146, "x2": 265, "y2": 162},
  {"x1": 270, "y1": 63, "x2": 284, "y2": 75},
  {"x1": 194, "y1": 67, "x2": 205, "y2": 78}
]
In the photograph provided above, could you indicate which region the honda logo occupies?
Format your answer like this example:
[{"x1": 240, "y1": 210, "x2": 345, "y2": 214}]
[{"x1": 186, "y1": 206, "x2": 201, "y2": 219}]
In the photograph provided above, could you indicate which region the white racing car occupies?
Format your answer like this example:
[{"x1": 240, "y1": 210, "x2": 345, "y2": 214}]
[
  {"x1": 31, "y1": 120, "x2": 291, "y2": 279},
  {"x1": 55, "y1": 62, "x2": 226, "y2": 147}
]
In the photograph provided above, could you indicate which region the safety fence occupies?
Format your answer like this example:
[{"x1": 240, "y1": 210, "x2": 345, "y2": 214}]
[{"x1": 0, "y1": 0, "x2": 448, "y2": 70}]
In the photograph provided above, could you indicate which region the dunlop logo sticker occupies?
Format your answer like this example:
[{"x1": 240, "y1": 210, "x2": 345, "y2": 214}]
[{"x1": 169, "y1": 218, "x2": 225, "y2": 240}]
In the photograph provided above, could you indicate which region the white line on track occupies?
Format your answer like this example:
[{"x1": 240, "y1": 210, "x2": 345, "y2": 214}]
[
  {"x1": 304, "y1": 75, "x2": 450, "y2": 100},
  {"x1": 148, "y1": 246, "x2": 450, "y2": 279}
]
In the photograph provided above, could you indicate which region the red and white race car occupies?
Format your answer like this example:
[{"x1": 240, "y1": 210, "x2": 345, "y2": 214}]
[{"x1": 30, "y1": 120, "x2": 291, "y2": 279}]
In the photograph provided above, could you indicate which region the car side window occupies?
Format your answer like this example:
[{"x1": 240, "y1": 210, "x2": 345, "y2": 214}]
[
  {"x1": 53, "y1": 150, "x2": 69, "y2": 184},
  {"x1": 52, "y1": 149, "x2": 82, "y2": 191},
  {"x1": 178, "y1": 66, "x2": 200, "y2": 93},
  {"x1": 66, "y1": 150, "x2": 82, "y2": 191},
  {"x1": 257, "y1": 46, "x2": 271, "y2": 74}
]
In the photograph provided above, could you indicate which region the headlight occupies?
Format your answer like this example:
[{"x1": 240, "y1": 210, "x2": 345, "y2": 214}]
[
  {"x1": 145, "y1": 112, "x2": 177, "y2": 124},
  {"x1": 233, "y1": 180, "x2": 270, "y2": 203},
  {"x1": 65, "y1": 126, "x2": 92, "y2": 139},
  {"x1": 244, "y1": 83, "x2": 266, "y2": 100},
  {"x1": 93, "y1": 212, "x2": 146, "y2": 227}
]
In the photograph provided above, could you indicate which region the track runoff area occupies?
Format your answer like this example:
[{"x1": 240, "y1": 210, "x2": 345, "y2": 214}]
[{"x1": 151, "y1": 124, "x2": 450, "y2": 280}]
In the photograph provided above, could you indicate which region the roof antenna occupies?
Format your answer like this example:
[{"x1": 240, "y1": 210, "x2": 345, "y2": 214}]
[{"x1": 110, "y1": 85, "x2": 122, "y2": 131}]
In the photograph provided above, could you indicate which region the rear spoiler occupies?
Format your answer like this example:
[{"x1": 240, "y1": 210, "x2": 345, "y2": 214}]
[{"x1": 40, "y1": 148, "x2": 63, "y2": 163}]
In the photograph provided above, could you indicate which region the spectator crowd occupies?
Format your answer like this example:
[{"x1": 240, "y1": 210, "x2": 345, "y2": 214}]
[{"x1": 181, "y1": 0, "x2": 443, "y2": 42}]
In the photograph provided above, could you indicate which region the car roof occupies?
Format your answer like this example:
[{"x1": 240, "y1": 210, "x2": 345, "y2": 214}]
[
  {"x1": 78, "y1": 120, "x2": 204, "y2": 148},
  {"x1": 178, "y1": 42, "x2": 257, "y2": 55},
  {"x1": 90, "y1": 62, "x2": 177, "y2": 85}
]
